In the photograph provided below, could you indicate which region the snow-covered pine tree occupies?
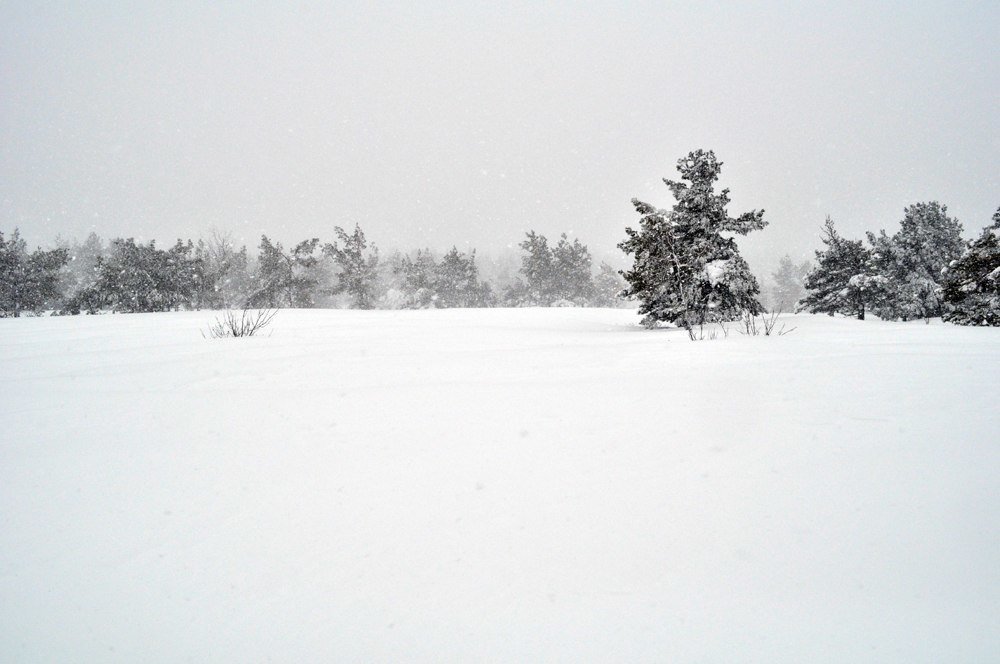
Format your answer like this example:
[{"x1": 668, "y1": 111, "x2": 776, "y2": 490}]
[
  {"x1": 393, "y1": 248, "x2": 438, "y2": 308},
  {"x1": 770, "y1": 254, "x2": 811, "y2": 312},
  {"x1": 551, "y1": 234, "x2": 595, "y2": 305},
  {"x1": 252, "y1": 235, "x2": 294, "y2": 308},
  {"x1": 324, "y1": 224, "x2": 380, "y2": 309},
  {"x1": 0, "y1": 229, "x2": 69, "y2": 316},
  {"x1": 942, "y1": 206, "x2": 1000, "y2": 326},
  {"x1": 288, "y1": 238, "x2": 326, "y2": 308},
  {"x1": 435, "y1": 247, "x2": 481, "y2": 308},
  {"x1": 800, "y1": 218, "x2": 874, "y2": 319},
  {"x1": 867, "y1": 202, "x2": 964, "y2": 320},
  {"x1": 518, "y1": 231, "x2": 555, "y2": 305},
  {"x1": 619, "y1": 150, "x2": 767, "y2": 329}
]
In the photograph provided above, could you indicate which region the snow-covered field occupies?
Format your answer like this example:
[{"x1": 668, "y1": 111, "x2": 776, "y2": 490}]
[{"x1": 2, "y1": 308, "x2": 998, "y2": 662}]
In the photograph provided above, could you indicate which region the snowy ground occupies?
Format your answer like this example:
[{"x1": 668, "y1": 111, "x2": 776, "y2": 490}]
[{"x1": 1, "y1": 308, "x2": 998, "y2": 663}]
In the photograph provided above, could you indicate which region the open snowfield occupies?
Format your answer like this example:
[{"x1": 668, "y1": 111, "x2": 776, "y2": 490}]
[{"x1": 1, "y1": 308, "x2": 998, "y2": 662}]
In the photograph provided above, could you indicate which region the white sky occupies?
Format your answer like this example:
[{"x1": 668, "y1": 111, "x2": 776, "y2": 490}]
[{"x1": 1, "y1": 1, "x2": 997, "y2": 272}]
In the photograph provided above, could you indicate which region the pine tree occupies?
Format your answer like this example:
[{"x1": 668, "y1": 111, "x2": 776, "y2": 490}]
[
  {"x1": 394, "y1": 249, "x2": 438, "y2": 308},
  {"x1": 253, "y1": 235, "x2": 292, "y2": 307},
  {"x1": 518, "y1": 231, "x2": 555, "y2": 305},
  {"x1": 619, "y1": 150, "x2": 767, "y2": 328},
  {"x1": 324, "y1": 224, "x2": 380, "y2": 309},
  {"x1": 799, "y1": 218, "x2": 874, "y2": 320},
  {"x1": 867, "y1": 202, "x2": 964, "y2": 320},
  {"x1": 0, "y1": 229, "x2": 69, "y2": 316},
  {"x1": 551, "y1": 234, "x2": 595, "y2": 304},
  {"x1": 288, "y1": 238, "x2": 324, "y2": 308},
  {"x1": 942, "y1": 206, "x2": 1000, "y2": 326}
]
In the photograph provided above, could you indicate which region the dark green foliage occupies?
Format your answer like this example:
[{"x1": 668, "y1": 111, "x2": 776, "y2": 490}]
[
  {"x1": 0, "y1": 229, "x2": 69, "y2": 316},
  {"x1": 800, "y1": 218, "x2": 873, "y2": 320},
  {"x1": 517, "y1": 231, "x2": 555, "y2": 305},
  {"x1": 85, "y1": 238, "x2": 199, "y2": 313},
  {"x1": 867, "y1": 202, "x2": 964, "y2": 320},
  {"x1": 515, "y1": 231, "x2": 596, "y2": 305},
  {"x1": 435, "y1": 247, "x2": 491, "y2": 308},
  {"x1": 324, "y1": 224, "x2": 380, "y2": 309},
  {"x1": 942, "y1": 207, "x2": 1000, "y2": 326},
  {"x1": 251, "y1": 236, "x2": 325, "y2": 308},
  {"x1": 393, "y1": 249, "x2": 438, "y2": 308},
  {"x1": 619, "y1": 150, "x2": 767, "y2": 328}
]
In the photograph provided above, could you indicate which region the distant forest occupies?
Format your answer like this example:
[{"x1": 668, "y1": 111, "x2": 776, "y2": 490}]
[{"x1": 0, "y1": 225, "x2": 629, "y2": 317}]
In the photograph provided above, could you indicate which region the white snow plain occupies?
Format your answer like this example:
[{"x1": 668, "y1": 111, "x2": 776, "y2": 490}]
[{"x1": 1, "y1": 308, "x2": 998, "y2": 663}]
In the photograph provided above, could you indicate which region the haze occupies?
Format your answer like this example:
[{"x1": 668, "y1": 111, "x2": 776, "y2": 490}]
[{"x1": 2, "y1": 1, "x2": 997, "y2": 271}]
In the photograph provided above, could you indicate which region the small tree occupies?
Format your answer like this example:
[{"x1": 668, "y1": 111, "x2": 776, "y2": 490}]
[
  {"x1": 619, "y1": 149, "x2": 767, "y2": 329},
  {"x1": 324, "y1": 224, "x2": 380, "y2": 309},
  {"x1": 942, "y1": 206, "x2": 1000, "y2": 326},
  {"x1": 800, "y1": 218, "x2": 874, "y2": 320}
]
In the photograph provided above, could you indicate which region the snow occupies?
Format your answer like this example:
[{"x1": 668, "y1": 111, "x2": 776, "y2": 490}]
[
  {"x1": 2, "y1": 308, "x2": 998, "y2": 662},
  {"x1": 704, "y1": 259, "x2": 729, "y2": 285}
]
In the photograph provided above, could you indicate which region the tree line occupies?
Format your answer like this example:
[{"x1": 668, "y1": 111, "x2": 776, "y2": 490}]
[
  {"x1": 791, "y1": 204, "x2": 1000, "y2": 326},
  {"x1": 616, "y1": 148, "x2": 998, "y2": 331},
  {"x1": 0, "y1": 225, "x2": 627, "y2": 317}
]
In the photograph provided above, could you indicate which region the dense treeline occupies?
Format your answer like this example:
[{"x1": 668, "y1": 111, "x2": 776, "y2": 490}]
[
  {"x1": 796, "y1": 204, "x2": 1000, "y2": 325},
  {"x1": 0, "y1": 225, "x2": 627, "y2": 317}
]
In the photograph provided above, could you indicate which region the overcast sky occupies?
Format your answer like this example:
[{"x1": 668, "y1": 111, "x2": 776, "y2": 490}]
[{"x1": 2, "y1": 1, "x2": 997, "y2": 271}]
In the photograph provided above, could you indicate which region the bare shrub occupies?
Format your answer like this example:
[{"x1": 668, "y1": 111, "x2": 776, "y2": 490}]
[
  {"x1": 739, "y1": 309, "x2": 796, "y2": 337},
  {"x1": 203, "y1": 307, "x2": 277, "y2": 338},
  {"x1": 686, "y1": 321, "x2": 729, "y2": 341}
]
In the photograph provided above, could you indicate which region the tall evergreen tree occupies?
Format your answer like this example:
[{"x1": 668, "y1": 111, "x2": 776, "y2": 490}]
[
  {"x1": 867, "y1": 202, "x2": 964, "y2": 320},
  {"x1": 435, "y1": 247, "x2": 486, "y2": 308},
  {"x1": 942, "y1": 206, "x2": 1000, "y2": 326},
  {"x1": 394, "y1": 249, "x2": 438, "y2": 308},
  {"x1": 324, "y1": 224, "x2": 380, "y2": 309},
  {"x1": 253, "y1": 235, "x2": 291, "y2": 307},
  {"x1": 799, "y1": 218, "x2": 874, "y2": 320},
  {"x1": 518, "y1": 231, "x2": 555, "y2": 305},
  {"x1": 551, "y1": 234, "x2": 595, "y2": 304},
  {"x1": 619, "y1": 150, "x2": 767, "y2": 329},
  {"x1": 251, "y1": 236, "x2": 324, "y2": 308}
]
